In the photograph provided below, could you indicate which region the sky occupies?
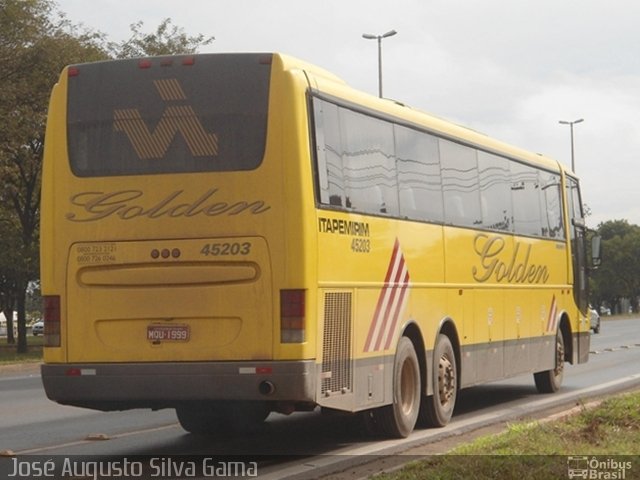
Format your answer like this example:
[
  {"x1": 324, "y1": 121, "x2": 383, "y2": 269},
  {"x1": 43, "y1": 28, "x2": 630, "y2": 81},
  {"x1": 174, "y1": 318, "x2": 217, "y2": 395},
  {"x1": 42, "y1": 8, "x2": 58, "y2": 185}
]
[{"x1": 54, "y1": 0, "x2": 640, "y2": 228}]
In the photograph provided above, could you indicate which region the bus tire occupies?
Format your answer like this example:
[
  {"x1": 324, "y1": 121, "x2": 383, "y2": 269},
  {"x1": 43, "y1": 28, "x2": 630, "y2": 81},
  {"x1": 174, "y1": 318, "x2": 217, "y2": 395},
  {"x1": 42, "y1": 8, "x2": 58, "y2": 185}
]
[
  {"x1": 176, "y1": 401, "x2": 269, "y2": 435},
  {"x1": 422, "y1": 334, "x2": 457, "y2": 427},
  {"x1": 176, "y1": 403, "x2": 224, "y2": 434},
  {"x1": 534, "y1": 328, "x2": 565, "y2": 393},
  {"x1": 376, "y1": 336, "x2": 421, "y2": 438}
]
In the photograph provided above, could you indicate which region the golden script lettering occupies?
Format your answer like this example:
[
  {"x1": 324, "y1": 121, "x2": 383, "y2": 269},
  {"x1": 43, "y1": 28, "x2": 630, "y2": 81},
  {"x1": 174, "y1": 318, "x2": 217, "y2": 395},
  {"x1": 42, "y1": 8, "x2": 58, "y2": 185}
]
[
  {"x1": 66, "y1": 189, "x2": 271, "y2": 222},
  {"x1": 472, "y1": 234, "x2": 549, "y2": 284}
]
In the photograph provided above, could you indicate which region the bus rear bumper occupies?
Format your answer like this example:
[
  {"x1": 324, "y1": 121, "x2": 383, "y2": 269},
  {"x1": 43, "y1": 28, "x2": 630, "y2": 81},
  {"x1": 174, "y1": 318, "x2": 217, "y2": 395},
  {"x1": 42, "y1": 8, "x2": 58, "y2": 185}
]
[{"x1": 41, "y1": 361, "x2": 316, "y2": 411}]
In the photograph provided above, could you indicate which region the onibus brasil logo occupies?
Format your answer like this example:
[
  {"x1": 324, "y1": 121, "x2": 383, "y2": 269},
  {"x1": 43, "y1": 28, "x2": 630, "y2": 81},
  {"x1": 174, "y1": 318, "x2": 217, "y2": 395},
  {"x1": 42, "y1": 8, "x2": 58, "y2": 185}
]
[{"x1": 567, "y1": 456, "x2": 632, "y2": 479}]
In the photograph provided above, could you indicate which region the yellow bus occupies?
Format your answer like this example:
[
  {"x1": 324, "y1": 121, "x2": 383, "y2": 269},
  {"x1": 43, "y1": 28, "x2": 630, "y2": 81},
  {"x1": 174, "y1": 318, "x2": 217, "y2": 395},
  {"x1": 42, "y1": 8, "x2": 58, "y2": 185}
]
[{"x1": 41, "y1": 53, "x2": 598, "y2": 438}]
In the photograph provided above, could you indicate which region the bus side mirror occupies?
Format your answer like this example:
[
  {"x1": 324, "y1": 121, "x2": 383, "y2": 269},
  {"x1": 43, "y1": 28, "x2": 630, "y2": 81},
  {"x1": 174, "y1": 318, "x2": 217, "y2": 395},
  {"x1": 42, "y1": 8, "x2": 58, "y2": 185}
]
[{"x1": 591, "y1": 235, "x2": 602, "y2": 268}]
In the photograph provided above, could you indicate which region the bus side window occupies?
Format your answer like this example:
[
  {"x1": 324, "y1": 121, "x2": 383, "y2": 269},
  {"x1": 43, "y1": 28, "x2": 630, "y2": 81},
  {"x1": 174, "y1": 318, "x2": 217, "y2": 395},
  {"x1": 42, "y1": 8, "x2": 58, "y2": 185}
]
[
  {"x1": 340, "y1": 107, "x2": 398, "y2": 216},
  {"x1": 511, "y1": 162, "x2": 542, "y2": 237},
  {"x1": 395, "y1": 124, "x2": 443, "y2": 223},
  {"x1": 478, "y1": 151, "x2": 512, "y2": 232},
  {"x1": 313, "y1": 98, "x2": 347, "y2": 207},
  {"x1": 540, "y1": 172, "x2": 565, "y2": 239},
  {"x1": 440, "y1": 138, "x2": 481, "y2": 227}
]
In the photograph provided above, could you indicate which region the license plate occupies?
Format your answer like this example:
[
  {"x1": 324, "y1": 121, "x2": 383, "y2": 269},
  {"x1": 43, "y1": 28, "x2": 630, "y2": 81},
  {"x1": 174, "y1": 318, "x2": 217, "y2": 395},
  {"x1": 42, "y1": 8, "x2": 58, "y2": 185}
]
[{"x1": 147, "y1": 324, "x2": 190, "y2": 342}]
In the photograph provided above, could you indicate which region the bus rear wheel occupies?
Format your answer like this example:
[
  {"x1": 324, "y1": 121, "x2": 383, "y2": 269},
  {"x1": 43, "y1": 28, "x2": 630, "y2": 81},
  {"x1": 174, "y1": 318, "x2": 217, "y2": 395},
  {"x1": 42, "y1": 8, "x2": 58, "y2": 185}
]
[
  {"x1": 175, "y1": 401, "x2": 269, "y2": 435},
  {"x1": 374, "y1": 336, "x2": 421, "y2": 438},
  {"x1": 421, "y1": 334, "x2": 457, "y2": 427},
  {"x1": 534, "y1": 328, "x2": 565, "y2": 393}
]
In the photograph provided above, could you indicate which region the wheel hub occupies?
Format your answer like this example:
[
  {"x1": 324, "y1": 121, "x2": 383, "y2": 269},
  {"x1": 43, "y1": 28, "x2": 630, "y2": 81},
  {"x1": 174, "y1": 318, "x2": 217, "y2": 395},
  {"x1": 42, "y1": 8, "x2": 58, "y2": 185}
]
[{"x1": 438, "y1": 354, "x2": 455, "y2": 406}]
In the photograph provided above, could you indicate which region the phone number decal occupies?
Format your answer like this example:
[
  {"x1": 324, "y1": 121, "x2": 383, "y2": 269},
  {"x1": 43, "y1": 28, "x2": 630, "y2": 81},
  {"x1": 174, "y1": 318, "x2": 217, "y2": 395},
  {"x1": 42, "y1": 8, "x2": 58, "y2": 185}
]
[{"x1": 76, "y1": 243, "x2": 117, "y2": 264}]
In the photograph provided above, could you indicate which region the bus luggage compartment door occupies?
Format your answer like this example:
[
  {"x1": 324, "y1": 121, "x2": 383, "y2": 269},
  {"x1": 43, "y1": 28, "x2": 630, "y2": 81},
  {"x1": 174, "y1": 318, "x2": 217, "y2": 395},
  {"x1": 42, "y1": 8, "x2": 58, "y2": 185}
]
[{"x1": 65, "y1": 237, "x2": 272, "y2": 362}]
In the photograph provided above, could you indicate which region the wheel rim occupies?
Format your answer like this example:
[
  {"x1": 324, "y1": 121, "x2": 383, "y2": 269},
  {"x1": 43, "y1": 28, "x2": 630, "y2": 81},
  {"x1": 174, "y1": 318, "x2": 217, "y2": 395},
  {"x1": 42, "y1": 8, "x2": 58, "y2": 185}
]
[
  {"x1": 438, "y1": 353, "x2": 455, "y2": 407},
  {"x1": 400, "y1": 357, "x2": 418, "y2": 416}
]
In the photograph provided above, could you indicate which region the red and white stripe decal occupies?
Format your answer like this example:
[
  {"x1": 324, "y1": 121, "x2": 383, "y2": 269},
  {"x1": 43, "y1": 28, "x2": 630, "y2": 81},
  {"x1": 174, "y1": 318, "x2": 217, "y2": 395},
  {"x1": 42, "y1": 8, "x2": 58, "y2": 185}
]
[
  {"x1": 364, "y1": 239, "x2": 411, "y2": 352},
  {"x1": 546, "y1": 295, "x2": 558, "y2": 333}
]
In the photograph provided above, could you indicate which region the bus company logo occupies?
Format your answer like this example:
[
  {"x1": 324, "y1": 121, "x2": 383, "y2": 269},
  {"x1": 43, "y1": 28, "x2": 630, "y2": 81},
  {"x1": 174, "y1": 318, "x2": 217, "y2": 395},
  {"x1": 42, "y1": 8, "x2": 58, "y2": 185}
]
[
  {"x1": 113, "y1": 78, "x2": 218, "y2": 160},
  {"x1": 364, "y1": 239, "x2": 411, "y2": 352},
  {"x1": 567, "y1": 456, "x2": 632, "y2": 479},
  {"x1": 65, "y1": 188, "x2": 271, "y2": 222},
  {"x1": 472, "y1": 233, "x2": 550, "y2": 284}
]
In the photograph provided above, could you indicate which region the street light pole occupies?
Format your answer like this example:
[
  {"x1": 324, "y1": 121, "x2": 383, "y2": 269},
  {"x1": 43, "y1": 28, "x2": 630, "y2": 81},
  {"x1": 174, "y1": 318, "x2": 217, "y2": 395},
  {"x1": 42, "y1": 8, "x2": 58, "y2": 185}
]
[
  {"x1": 362, "y1": 30, "x2": 397, "y2": 98},
  {"x1": 559, "y1": 118, "x2": 584, "y2": 172}
]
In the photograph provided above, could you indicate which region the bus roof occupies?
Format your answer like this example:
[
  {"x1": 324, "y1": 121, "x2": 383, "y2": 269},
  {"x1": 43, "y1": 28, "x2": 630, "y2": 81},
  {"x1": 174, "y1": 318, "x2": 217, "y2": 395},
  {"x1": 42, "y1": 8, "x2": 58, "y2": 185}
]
[{"x1": 273, "y1": 52, "x2": 565, "y2": 176}]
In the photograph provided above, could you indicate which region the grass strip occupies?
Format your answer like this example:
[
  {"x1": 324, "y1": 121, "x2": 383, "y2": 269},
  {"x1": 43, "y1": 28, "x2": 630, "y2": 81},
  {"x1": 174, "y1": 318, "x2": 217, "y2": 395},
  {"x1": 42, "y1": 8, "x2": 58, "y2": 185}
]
[{"x1": 376, "y1": 391, "x2": 640, "y2": 479}]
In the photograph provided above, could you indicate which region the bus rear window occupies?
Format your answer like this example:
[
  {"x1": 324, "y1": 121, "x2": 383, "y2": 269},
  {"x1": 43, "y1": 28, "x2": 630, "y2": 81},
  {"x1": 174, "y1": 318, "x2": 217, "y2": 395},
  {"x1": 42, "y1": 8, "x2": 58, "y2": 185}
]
[{"x1": 66, "y1": 54, "x2": 271, "y2": 176}]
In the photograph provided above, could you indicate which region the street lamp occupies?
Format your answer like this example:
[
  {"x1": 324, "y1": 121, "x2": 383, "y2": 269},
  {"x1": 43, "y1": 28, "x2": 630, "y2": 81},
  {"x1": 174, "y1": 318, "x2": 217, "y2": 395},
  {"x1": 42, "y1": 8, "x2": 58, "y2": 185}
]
[
  {"x1": 362, "y1": 29, "x2": 397, "y2": 98},
  {"x1": 559, "y1": 118, "x2": 584, "y2": 172}
]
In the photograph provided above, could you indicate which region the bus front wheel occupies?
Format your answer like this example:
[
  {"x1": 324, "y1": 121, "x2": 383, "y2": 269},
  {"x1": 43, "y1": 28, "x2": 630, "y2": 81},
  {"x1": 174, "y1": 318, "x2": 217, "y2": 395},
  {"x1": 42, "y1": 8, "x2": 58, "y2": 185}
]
[{"x1": 534, "y1": 328, "x2": 565, "y2": 393}]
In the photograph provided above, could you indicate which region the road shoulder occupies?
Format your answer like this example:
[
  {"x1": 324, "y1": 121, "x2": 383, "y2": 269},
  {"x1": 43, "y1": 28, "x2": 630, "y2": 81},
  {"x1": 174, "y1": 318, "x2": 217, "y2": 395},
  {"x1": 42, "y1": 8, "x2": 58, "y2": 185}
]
[{"x1": 0, "y1": 362, "x2": 41, "y2": 378}]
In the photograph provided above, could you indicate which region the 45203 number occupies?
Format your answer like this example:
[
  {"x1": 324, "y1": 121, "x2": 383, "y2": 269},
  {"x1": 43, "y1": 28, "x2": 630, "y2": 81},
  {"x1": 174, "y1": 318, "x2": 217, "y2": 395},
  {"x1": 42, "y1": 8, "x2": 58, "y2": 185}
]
[
  {"x1": 351, "y1": 238, "x2": 370, "y2": 253},
  {"x1": 200, "y1": 242, "x2": 252, "y2": 256}
]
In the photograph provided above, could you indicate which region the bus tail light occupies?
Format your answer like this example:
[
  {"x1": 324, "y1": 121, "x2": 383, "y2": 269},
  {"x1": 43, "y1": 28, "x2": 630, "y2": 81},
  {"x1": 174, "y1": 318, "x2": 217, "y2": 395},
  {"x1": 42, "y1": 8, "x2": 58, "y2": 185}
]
[
  {"x1": 280, "y1": 289, "x2": 305, "y2": 343},
  {"x1": 43, "y1": 296, "x2": 61, "y2": 347}
]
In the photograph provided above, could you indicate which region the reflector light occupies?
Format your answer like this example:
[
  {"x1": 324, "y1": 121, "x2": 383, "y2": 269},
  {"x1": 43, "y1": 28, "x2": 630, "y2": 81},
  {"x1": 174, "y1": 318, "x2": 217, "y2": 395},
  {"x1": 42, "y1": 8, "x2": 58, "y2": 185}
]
[
  {"x1": 138, "y1": 59, "x2": 152, "y2": 69},
  {"x1": 239, "y1": 366, "x2": 274, "y2": 375},
  {"x1": 44, "y1": 295, "x2": 60, "y2": 322},
  {"x1": 281, "y1": 289, "x2": 306, "y2": 343},
  {"x1": 66, "y1": 368, "x2": 81, "y2": 376},
  {"x1": 281, "y1": 317, "x2": 304, "y2": 329},
  {"x1": 43, "y1": 295, "x2": 61, "y2": 347},
  {"x1": 151, "y1": 247, "x2": 180, "y2": 259},
  {"x1": 182, "y1": 56, "x2": 195, "y2": 66},
  {"x1": 281, "y1": 290, "x2": 305, "y2": 317}
]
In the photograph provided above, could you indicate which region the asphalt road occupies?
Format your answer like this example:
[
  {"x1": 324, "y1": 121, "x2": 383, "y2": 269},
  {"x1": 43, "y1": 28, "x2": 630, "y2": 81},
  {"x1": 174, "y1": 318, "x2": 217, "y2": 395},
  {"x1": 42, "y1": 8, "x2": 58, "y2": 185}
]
[{"x1": 1, "y1": 317, "x2": 639, "y2": 478}]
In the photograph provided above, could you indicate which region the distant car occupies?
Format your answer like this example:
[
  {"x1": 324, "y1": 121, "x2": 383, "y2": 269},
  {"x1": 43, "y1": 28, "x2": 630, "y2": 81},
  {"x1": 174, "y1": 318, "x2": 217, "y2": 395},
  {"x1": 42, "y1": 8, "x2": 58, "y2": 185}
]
[
  {"x1": 32, "y1": 321, "x2": 44, "y2": 336},
  {"x1": 589, "y1": 308, "x2": 601, "y2": 334}
]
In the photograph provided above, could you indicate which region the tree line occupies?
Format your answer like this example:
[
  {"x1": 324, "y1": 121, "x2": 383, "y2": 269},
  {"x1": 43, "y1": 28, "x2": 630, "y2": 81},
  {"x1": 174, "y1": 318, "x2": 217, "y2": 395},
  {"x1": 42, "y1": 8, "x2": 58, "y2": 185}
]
[
  {"x1": 0, "y1": 0, "x2": 212, "y2": 352},
  {"x1": 590, "y1": 219, "x2": 640, "y2": 314}
]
